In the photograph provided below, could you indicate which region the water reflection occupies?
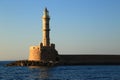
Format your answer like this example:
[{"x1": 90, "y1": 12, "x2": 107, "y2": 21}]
[{"x1": 29, "y1": 66, "x2": 52, "y2": 79}]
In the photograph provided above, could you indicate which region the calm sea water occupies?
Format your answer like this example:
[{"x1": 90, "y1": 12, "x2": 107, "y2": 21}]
[{"x1": 0, "y1": 61, "x2": 120, "y2": 80}]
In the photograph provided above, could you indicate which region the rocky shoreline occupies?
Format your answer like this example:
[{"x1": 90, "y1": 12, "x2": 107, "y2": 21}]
[{"x1": 6, "y1": 60, "x2": 60, "y2": 66}]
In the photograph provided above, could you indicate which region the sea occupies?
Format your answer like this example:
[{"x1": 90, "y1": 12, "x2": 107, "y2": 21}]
[{"x1": 0, "y1": 61, "x2": 120, "y2": 80}]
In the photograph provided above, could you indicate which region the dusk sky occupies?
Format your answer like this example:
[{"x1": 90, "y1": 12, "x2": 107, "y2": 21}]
[{"x1": 0, "y1": 0, "x2": 120, "y2": 60}]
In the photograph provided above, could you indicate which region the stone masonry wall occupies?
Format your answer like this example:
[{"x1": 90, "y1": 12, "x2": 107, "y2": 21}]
[{"x1": 29, "y1": 46, "x2": 41, "y2": 61}]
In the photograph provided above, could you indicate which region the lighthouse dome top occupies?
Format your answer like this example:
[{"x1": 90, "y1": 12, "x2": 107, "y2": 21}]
[{"x1": 42, "y1": 8, "x2": 50, "y2": 18}]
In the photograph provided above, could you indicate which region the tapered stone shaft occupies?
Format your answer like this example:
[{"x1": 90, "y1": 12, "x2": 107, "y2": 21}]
[{"x1": 42, "y1": 8, "x2": 50, "y2": 46}]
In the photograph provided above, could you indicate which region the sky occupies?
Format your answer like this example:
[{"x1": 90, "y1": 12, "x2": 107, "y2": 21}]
[{"x1": 0, "y1": 0, "x2": 120, "y2": 60}]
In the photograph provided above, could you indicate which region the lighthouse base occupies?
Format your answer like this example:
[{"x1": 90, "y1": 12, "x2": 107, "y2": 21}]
[{"x1": 28, "y1": 43, "x2": 59, "y2": 63}]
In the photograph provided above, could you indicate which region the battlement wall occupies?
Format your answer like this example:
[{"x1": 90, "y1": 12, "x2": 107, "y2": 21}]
[{"x1": 29, "y1": 46, "x2": 41, "y2": 61}]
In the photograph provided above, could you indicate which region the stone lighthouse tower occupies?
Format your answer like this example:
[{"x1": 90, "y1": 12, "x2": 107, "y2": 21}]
[
  {"x1": 42, "y1": 8, "x2": 50, "y2": 46},
  {"x1": 29, "y1": 8, "x2": 59, "y2": 62}
]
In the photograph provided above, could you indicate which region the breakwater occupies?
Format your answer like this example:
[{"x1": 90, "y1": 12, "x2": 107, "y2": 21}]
[{"x1": 6, "y1": 55, "x2": 120, "y2": 66}]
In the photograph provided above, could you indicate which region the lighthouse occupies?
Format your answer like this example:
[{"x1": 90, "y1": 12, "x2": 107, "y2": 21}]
[
  {"x1": 42, "y1": 8, "x2": 50, "y2": 46},
  {"x1": 29, "y1": 8, "x2": 59, "y2": 62}
]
